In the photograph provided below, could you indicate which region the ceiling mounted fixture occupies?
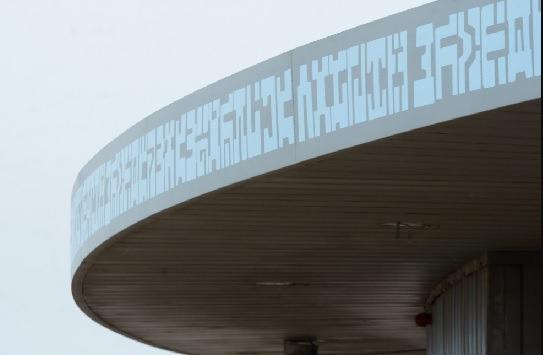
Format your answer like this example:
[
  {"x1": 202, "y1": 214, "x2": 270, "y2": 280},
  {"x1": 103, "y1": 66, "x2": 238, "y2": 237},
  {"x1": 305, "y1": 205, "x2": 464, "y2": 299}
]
[
  {"x1": 382, "y1": 221, "x2": 440, "y2": 239},
  {"x1": 256, "y1": 281, "x2": 310, "y2": 287},
  {"x1": 255, "y1": 281, "x2": 295, "y2": 287}
]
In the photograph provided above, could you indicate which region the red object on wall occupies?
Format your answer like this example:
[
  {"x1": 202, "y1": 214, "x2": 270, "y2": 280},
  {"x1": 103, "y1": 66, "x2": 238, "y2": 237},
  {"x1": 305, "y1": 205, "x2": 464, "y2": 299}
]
[{"x1": 415, "y1": 313, "x2": 432, "y2": 327}]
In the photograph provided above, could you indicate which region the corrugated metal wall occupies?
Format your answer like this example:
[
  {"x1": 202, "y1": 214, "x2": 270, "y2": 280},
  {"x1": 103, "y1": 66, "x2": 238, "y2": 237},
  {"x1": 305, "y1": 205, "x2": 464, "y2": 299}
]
[
  {"x1": 426, "y1": 267, "x2": 488, "y2": 355},
  {"x1": 426, "y1": 253, "x2": 542, "y2": 355}
]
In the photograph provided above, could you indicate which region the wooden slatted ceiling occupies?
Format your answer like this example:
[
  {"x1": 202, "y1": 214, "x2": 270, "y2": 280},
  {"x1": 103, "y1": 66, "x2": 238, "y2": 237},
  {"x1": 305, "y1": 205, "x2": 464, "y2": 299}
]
[{"x1": 77, "y1": 99, "x2": 540, "y2": 355}]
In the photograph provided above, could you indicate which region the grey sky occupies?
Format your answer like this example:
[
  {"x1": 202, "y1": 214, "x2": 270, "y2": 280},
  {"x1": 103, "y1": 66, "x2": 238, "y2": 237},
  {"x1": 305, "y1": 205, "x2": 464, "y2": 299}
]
[{"x1": 0, "y1": 1, "x2": 430, "y2": 354}]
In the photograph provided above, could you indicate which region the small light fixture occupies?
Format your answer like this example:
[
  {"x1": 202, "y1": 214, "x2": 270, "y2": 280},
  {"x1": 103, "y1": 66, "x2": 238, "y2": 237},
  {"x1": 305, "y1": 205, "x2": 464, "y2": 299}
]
[
  {"x1": 415, "y1": 312, "x2": 433, "y2": 327},
  {"x1": 255, "y1": 281, "x2": 309, "y2": 287},
  {"x1": 256, "y1": 281, "x2": 295, "y2": 287},
  {"x1": 382, "y1": 221, "x2": 440, "y2": 239}
]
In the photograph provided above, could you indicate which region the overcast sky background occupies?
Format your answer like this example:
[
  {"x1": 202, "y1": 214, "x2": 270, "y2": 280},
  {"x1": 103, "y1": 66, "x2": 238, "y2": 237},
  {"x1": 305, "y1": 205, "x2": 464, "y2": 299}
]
[{"x1": 0, "y1": 1, "x2": 431, "y2": 354}]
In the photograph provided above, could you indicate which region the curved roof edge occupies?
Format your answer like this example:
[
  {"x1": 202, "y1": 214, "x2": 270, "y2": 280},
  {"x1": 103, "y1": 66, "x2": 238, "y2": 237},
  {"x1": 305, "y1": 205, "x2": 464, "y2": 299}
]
[{"x1": 71, "y1": 0, "x2": 542, "y2": 276}]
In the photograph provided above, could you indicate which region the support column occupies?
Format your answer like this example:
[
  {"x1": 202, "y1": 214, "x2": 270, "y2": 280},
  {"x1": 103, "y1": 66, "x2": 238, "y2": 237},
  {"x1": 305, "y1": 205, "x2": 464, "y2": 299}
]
[{"x1": 424, "y1": 251, "x2": 541, "y2": 355}]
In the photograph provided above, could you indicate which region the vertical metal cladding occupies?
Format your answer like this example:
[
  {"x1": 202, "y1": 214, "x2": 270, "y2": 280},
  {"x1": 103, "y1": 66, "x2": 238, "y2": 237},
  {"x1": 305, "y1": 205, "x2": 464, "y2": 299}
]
[
  {"x1": 426, "y1": 253, "x2": 542, "y2": 354},
  {"x1": 427, "y1": 268, "x2": 488, "y2": 355}
]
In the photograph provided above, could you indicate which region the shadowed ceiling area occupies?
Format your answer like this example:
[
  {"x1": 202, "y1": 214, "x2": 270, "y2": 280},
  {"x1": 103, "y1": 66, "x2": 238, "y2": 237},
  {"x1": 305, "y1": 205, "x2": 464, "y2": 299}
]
[{"x1": 76, "y1": 99, "x2": 540, "y2": 355}]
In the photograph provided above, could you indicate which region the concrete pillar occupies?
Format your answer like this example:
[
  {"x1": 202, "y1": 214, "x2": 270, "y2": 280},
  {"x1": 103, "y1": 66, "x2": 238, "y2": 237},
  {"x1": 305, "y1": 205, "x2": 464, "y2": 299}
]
[{"x1": 424, "y1": 252, "x2": 541, "y2": 355}]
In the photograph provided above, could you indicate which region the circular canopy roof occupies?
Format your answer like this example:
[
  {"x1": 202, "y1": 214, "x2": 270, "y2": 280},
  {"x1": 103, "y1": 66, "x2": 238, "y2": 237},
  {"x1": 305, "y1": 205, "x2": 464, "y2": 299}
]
[{"x1": 71, "y1": 0, "x2": 541, "y2": 354}]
